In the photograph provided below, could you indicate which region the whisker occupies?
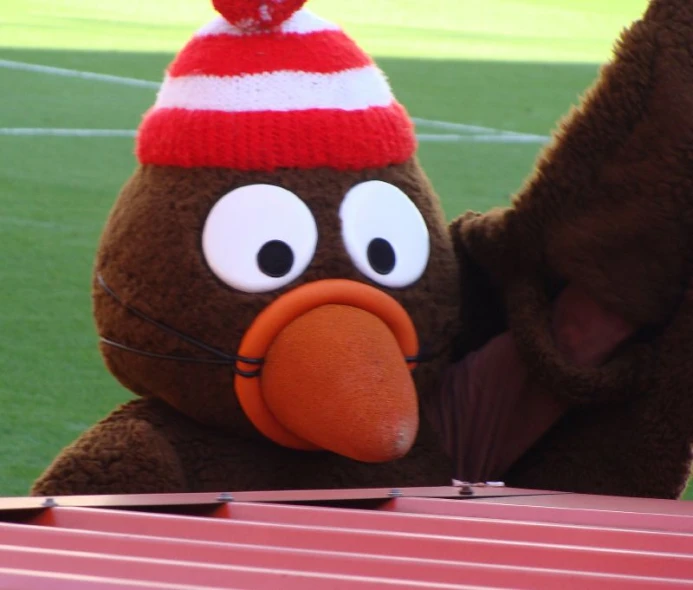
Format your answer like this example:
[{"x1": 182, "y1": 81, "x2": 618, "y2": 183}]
[{"x1": 100, "y1": 338, "x2": 263, "y2": 377}]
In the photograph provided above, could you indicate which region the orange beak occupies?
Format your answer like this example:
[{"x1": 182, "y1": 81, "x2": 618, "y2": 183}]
[{"x1": 234, "y1": 280, "x2": 420, "y2": 463}]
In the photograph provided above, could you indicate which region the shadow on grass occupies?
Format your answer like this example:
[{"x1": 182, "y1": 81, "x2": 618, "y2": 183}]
[
  {"x1": 0, "y1": 46, "x2": 604, "y2": 214},
  {"x1": 0, "y1": 45, "x2": 603, "y2": 131}
]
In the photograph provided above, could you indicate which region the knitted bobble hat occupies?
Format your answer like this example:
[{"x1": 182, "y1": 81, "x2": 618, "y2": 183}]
[{"x1": 136, "y1": 0, "x2": 417, "y2": 171}]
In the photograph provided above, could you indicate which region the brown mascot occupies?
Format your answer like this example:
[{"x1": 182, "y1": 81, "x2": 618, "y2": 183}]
[
  {"x1": 32, "y1": 0, "x2": 462, "y2": 495},
  {"x1": 453, "y1": 0, "x2": 693, "y2": 499},
  {"x1": 33, "y1": 0, "x2": 693, "y2": 499}
]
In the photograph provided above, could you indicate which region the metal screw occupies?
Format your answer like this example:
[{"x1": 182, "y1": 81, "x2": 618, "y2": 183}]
[
  {"x1": 217, "y1": 492, "x2": 234, "y2": 502},
  {"x1": 451, "y1": 479, "x2": 474, "y2": 495},
  {"x1": 388, "y1": 488, "x2": 403, "y2": 498},
  {"x1": 42, "y1": 498, "x2": 57, "y2": 508}
]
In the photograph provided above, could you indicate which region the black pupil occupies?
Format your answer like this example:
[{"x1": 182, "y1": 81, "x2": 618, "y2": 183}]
[
  {"x1": 257, "y1": 240, "x2": 294, "y2": 278},
  {"x1": 367, "y1": 238, "x2": 396, "y2": 275}
]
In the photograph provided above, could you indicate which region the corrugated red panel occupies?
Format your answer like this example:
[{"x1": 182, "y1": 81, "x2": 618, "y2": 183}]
[{"x1": 0, "y1": 487, "x2": 691, "y2": 589}]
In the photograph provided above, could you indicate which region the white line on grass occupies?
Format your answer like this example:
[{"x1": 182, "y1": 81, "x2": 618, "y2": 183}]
[
  {"x1": 0, "y1": 216, "x2": 78, "y2": 230},
  {"x1": 417, "y1": 133, "x2": 548, "y2": 144},
  {"x1": 413, "y1": 117, "x2": 540, "y2": 138},
  {"x1": 0, "y1": 58, "x2": 548, "y2": 141},
  {"x1": 0, "y1": 216, "x2": 102, "y2": 235},
  {"x1": 0, "y1": 127, "x2": 549, "y2": 143},
  {"x1": 0, "y1": 128, "x2": 136, "y2": 137},
  {"x1": 0, "y1": 58, "x2": 159, "y2": 89}
]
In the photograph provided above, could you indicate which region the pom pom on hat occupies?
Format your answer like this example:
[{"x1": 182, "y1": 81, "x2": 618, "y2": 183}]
[
  {"x1": 136, "y1": 0, "x2": 416, "y2": 171},
  {"x1": 212, "y1": 0, "x2": 307, "y2": 32}
]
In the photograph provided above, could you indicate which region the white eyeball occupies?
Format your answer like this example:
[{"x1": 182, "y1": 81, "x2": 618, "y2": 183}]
[
  {"x1": 202, "y1": 185, "x2": 318, "y2": 293},
  {"x1": 339, "y1": 181, "x2": 430, "y2": 289}
]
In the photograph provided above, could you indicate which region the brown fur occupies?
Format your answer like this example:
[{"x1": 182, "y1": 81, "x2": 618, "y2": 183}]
[
  {"x1": 453, "y1": 0, "x2": 693, "y2": 498},
  {"x1": 32, "y1": 159, "x2": 461, "y2": 496}
]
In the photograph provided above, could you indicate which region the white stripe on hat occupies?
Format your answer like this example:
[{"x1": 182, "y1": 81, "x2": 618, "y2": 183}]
[
  {"x1": 195, "y1": 9, "x2": 340, "y2": 38},
  {"x1": 153, "y1": 66, "x2": 395, "y2": 113}
]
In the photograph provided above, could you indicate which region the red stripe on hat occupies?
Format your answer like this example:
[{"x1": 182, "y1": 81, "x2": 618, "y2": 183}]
[
  {"x1": 137, "y1": 104, "x2": 416, "y2": 170},
  {"x1": 168, "y1": 31, "x2": 372, "y2": 78}
]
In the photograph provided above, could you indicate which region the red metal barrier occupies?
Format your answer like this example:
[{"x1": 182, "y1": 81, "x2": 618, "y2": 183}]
[{"x1": 0, "y1": 487, "x2": 688, "y2": 588}]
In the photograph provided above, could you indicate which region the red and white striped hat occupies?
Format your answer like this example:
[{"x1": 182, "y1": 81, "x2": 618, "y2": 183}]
[{"x1": 137, "y1": 0, "x2": 417, "y2": 171}]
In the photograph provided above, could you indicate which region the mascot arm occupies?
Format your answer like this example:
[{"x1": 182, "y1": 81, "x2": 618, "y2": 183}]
[
  {"x1": 444, "y1": 0, "x2": 693, "y2": 497},
  {"x1": 453, "y1": 216, "x2": 693, "y2": 496},
  {"x1": 453, "y1": 207, "x2": 644, "y2": 400},
  {"x1": 451, "y1": 0, "x2": 693, "y2": 407},
  {"x1": 504, "y1": 286, "x2": 693, "y2": 499},
  {"x1": 31, "y1": 412, "x2": 187, "y2": 496},
  {"x1": 436, "y1": 271, "x2": 635, "y2": 482}
]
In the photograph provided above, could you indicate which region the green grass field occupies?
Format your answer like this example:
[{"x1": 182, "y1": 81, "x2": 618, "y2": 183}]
[{"x1": 4, "y1": 0, "x2": 688, "y2": 499}]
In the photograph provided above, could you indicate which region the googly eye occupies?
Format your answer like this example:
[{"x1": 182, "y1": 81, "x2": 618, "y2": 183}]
[
  {"x1": 202, "y1": 184, "x2": 318, "y2": 293},
  {"x1": 339, "y1": 181, "x2": 430, "y2": 289}
]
